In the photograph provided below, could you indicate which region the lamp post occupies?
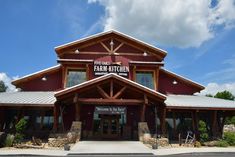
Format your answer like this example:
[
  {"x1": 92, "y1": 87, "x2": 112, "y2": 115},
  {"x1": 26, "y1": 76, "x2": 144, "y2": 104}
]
[{"x1": 152, "y1": 105, "x2": 158, "y2": 149}]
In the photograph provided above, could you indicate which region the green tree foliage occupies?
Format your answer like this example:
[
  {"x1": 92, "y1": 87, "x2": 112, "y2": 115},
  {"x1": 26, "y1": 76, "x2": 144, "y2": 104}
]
[
  {"x1": 223, "y1": 132, "x2": 235, "y2": 146},
  {"x1": 14, "y1": 118, "x2": 27, "y2": 144},
  {"x1": 214, "y1": 90, "x2": 235, "y2": 100},
  {"x1": 205, "y1": 94, "x2": 213, "y2": 97},
  {"x1": 198, "y1": 120, "x2": 209, "y2": 143},
  {"x1": 0, "y1": 81, "x2": 7, "y2": 92},
  {"x1": 206, "y1": 91, "x2": 235, "y2": 125}
]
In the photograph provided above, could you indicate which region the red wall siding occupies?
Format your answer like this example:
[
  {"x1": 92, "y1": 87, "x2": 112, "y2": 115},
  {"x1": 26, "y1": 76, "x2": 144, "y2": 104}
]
[
  {"x1": 158, "y1": 71, "x2": 199, "y2": 95},
  {"x1": 19, "y1": 70, "x2": 62, "y2": 91}
]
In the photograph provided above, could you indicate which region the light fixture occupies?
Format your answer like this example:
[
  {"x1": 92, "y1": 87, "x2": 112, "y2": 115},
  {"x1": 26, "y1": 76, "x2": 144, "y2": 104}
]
[
  {"x1": 74, "y1": 49, "x2": 80, "y2": 54},
  {"x1": 143, "y1": 51, "x2": 147, "y2": 56},
  {"x1": 110, "y1": 40, "x2": 114, "y2": 46},
  {"x1": 172, "y1": 80, "x2": 178, "y2": 85},
  {"x1": 41, "y1": 76, "x2": 47, "y2": 81}
]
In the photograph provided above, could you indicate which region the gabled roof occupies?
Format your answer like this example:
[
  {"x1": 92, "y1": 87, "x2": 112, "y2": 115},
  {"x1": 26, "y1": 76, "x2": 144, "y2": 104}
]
[
  {"x1": 0, "y1": 92, "x2": 55, "y2": 107},
  {"x1": 12, "y1": 65, "x2": 61, "y2": 85},
  {"x1": 160, "y1": 68, "x2": 205, "y2": 91},
  {"x1": 55, "y1": 73, "x2": 166, "y2": 100},
  {"x1": 54, "y1": 30, "x2": 167, "y2": 59},
  {"x1": 166, "y1": 94, "x2": 235, "y2": 110}
]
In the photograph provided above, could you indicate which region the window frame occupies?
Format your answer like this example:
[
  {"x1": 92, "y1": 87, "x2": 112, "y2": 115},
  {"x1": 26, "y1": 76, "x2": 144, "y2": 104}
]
[
  {"x1": 64, "y1": 67, "x2": 87, "y2": 88},
  {"x1": 134, "y1": 69, "x2": 156, "y2": 90}
]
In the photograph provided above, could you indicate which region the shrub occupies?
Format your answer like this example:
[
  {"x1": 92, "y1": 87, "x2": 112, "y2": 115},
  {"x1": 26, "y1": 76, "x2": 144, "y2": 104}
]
[
  {"x1": 224, "y1": 132, "x2": 235, "y2": 146},
  {"x1": 4, "y1": 134, "x2": 14, "y2": 147},
  {"x1": 14, "y1": 133, "x2": 24, "y2": 144},
  {"x1": 15, "y1": 118, "x2": 27, "y2": 133},
  {"x1": 198, "y1": 120, "x2": 209, "y2": 143},
  {"x1": 194, "y1": 141, "x2": 201, "y2": 147},
  {"x1": 14, "y1": 118, "x2": 27, "y2": 144},
  {"x1": 215, "y1": 140, "x2": 229, "y2": 147}
]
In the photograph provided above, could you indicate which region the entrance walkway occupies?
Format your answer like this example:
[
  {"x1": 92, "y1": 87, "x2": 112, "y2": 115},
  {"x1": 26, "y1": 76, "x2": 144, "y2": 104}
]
[{"x1": 69, "y1": 141, "x2": 153, "y2": 155}]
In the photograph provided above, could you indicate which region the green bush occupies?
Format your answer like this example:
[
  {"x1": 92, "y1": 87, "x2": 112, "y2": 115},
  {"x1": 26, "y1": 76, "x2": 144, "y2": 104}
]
[
  {"x1": 224, "y1": 132, "x2": 235, "y2": 146},
  {"x1": 15, "y1": 118, "x2": 27, "y2": 133},
  {"x1": 14, "y1": 133, "x2": 24, "y2": 144},
  {"x1": 4, "y1": 134, "x2": 14, "y2": 147},
  {"x1": 14, "y1": 118, "x2": 27, "y2": 144},
  {"x1": 215, "y1": 140, "x2": 229, "y2": 147},
  {"x1": 198, "y1": 120, "x2": 209, "y2": 143}
]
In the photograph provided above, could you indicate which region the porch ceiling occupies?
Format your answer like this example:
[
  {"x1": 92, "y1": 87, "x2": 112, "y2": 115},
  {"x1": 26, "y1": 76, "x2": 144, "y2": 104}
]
[{"x1": 55, "y1": 73, "x2": 166, "y2": 103}]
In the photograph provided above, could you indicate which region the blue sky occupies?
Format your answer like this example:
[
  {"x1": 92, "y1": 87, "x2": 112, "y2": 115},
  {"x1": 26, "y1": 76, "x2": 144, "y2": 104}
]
[{"x1": 0, "y1": 0, "x2": 235, "y2": 94}]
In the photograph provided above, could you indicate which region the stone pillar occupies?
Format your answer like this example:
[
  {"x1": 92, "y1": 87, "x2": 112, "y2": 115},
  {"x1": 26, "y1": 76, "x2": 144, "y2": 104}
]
[
  {"x1": 138, "y1": 122, "x2": 150, "y2": 142},
  {"x1": 67, "y1": 121, "x2": 82, "y2": 143}
]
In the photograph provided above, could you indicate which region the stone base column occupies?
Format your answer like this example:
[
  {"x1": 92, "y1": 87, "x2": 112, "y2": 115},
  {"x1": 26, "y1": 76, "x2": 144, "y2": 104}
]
[
  {"x1": 67, "y1": 121, "x2": 82, "y2": 143},
  {"x1": 138, "y1": 122, "x2": 150, "y2": 142}
]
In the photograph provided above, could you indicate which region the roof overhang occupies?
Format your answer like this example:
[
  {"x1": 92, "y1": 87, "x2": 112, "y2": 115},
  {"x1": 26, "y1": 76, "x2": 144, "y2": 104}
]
[
  {"x1": 54, "y1": 30, "x2": 167, "y2": 60},
  {"x1": 55, "y1": 73, "x2": 166, "y2": 101},
  {"x1": 12, "y1": 65, "x2": 61, "y2": 86},
  {"x1": 0, "y1": 92, "x2": 56, "y2": 107},
  {"x1": 165, "y1": 94, "x2": 235, "y2": 110},
  {"x1": 160, "y1": 68, "x2": 205, "y2": 91}
]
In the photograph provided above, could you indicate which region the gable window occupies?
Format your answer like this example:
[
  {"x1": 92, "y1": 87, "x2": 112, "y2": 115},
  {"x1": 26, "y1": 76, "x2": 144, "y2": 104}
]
[
  {"x1": 66, "y1": 69, "x2": 86, "y2": 87},
  {"x1": 136, "y1": 71, "x2": 155, "y2": 90}
]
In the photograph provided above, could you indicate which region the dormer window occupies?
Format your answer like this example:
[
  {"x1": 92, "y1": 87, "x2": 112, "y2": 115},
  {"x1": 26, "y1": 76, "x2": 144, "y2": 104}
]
[
  {"x1": 66, "y1": 69, "x2": 86, "y2": 88},
  {"x1": 136, "y1": 71, "x2": 155, "y2": 90}
]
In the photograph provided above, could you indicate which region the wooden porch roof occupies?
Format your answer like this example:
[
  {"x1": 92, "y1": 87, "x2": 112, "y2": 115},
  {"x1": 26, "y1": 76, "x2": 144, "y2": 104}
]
[{"x1": 55, "y1": 73, "x2": 166, "y2": 102}]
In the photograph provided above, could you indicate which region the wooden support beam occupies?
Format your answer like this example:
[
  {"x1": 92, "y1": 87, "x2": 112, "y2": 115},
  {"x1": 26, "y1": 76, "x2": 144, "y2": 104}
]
[
  {"x1": 77, "y1": 98, "x2": 143, "y2": 105},
  {"x1": 140, "y1": 104, "x2": 146, "y2": 122},
  {"x1": 75, "y1": 103, "x2": 81, "y2": 121},
  {"x1": 113, "y1": 42, "x2": 124, "y2": 52},
  {"x1": 53, "y1": 104, "x2": 59, "y2": 131},
  {"x1": 173, "y1": 111, "x2": 176, "y2": 137},
  {"x1": 160, "y1": 108, "x2": 167, "y2": 136},
  {"x1": 100, "y1": 42, "x2": 111, "y2": 53},
  {"x1": 113, "y1": 86, "x2": 126, "y2": 99},
  {"x1": 144, "y1": 94, "x2": 148, "y2": 105},
  {"x1": 97, "y1": 85, "x2": 110, "y2": 99},
  {"x1": 212, "y1": 110, "x2": 219, "y2": 138},
  {"x1": 155, "y1": 67, "x2": 159, "y2": 91},
  {"x1": 110, "y1": 80, "x2": 113, "y2": 98}
]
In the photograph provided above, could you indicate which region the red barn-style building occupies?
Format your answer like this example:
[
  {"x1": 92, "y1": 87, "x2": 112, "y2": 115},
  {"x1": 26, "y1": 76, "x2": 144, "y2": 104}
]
[{"x1": 0, "y1": 30, "x2": 235, "y2": 140}]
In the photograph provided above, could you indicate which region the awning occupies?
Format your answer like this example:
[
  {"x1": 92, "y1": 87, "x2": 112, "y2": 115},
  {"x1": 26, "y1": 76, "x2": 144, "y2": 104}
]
[
  {"x1": 0, "y1": 92, "x2": 56, "y2": 107},
  {"x1": 165, "y1": 94, "x2": 235, "y2": 110}
]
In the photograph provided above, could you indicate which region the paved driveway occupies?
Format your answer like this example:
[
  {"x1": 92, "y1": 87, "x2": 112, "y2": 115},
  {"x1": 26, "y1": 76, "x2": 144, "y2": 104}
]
[{"x1": 69, "y1": 141, "x2": 153, "y2": 155}]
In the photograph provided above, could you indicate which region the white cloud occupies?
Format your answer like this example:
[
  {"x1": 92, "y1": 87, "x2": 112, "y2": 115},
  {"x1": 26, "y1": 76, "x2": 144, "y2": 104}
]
[
  {"x1": 0, "y1": 73, "x2": 17, "y2": 92},
  {"x1": 89, "y1": 0, "x2": 235, "y2": 48},
  {"x1": 200, "y1": 82, "x2": 235, "y2": 96}
]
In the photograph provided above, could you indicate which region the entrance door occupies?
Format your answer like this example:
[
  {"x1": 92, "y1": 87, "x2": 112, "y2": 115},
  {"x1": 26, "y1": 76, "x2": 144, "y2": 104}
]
[{"x1": 100, "y1": 115, "x2": 120, "y2": 139}]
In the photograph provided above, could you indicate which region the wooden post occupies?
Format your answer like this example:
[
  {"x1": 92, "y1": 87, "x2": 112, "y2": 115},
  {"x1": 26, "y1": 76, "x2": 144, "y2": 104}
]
[
  {"x1": 173, "y1": 111, "x2": 176, "y2": 137},
  {"x1": 160, "y1": 108, "x2": 167, "y2": 136},
  {"x1": 53, "y1": 103, "x2": 59, "y2": 131},
  {"x1": 75, "y1": 103, "x2": 81, "y2": 121},
  {"x1": 155, "y1": 67, "x2": 159, "y2": 91},
  {"x1": 212, "y1": 110, "x2": 219, "y2": 138},
  {"x1": 140, "y1": 95, "x2": 148, "y2": 122}
]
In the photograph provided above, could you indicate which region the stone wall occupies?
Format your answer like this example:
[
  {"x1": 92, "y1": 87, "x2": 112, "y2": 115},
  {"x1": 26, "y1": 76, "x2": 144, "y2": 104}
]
[{"x1": 223, "y1": 124, "x2": 235, "y2": 133}]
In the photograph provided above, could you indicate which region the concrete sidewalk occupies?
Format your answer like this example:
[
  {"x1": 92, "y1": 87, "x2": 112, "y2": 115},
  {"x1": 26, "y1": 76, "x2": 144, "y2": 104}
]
[
  {"x1": 0, "y1": 143, "x2": 235, "y2": 156},
  {"x1": 70, "y1": 141, "x2": 153, "y2": 154},
  {"x1": 0, "y1": 149, "x2": 68, "y2": 156},
  {"x1": 152, "y1": 147, "x2": 235, "y2": 156}
]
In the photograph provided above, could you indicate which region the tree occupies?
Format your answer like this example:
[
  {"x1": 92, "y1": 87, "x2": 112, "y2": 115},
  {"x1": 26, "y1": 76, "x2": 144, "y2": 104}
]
[
  {"x1": 205, "y1": 94, "x2": 213, "y2": 97},
  {"x1": 0, "y1": 81, "x2": 7, "y2": 92},
  {"x1": 214, "y1": 90, "x2": 235, "y2": 101}
]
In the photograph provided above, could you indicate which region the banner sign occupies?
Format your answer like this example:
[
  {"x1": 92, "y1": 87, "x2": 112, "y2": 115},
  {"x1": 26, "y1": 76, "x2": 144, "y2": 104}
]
[
  {"x1": 95, "y1": 106, "x2": 126, "y2": 115},
  {"x1": 93, "y1": 61, "x2": 129, "y2": 77}
]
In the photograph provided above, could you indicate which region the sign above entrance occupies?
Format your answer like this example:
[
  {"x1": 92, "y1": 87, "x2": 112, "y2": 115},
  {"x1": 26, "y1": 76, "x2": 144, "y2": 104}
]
[
  {"x1": 93, "y1": 61, "x2": 129, "y2": 77},
  {"x1": 95, "y1": 106, "x2": 126, "y2": 115}
]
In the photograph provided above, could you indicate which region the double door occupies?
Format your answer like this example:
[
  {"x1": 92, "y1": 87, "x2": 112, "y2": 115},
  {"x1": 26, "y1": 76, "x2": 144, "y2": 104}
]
[{"x1": 100, "y1": 115, "x2": 120, "y2": 139}]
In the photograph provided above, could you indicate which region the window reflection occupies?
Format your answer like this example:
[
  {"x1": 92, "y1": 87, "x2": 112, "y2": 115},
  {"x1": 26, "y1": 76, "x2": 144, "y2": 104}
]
[
  {"x1": 136, "y1": 71, "x2": 154, "y2": 89},
  {"x1": 66, "y1": 69, "x2": 86, "y2": 87}
]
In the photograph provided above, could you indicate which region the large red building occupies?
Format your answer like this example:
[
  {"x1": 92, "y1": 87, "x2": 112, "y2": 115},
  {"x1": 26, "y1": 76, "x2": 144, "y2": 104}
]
[{"x1": 0, "y1": 30, "x2": 234, "y2": 140}]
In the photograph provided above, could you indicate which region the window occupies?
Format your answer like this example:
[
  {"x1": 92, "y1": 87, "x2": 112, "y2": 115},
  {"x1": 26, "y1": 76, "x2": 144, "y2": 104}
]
[
  {"x1": 66, "y1": 69, "x2": 86, "y2": 87},
  {"x1": 136, "y1": 71, "x2": 155, "y2": 90}
]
